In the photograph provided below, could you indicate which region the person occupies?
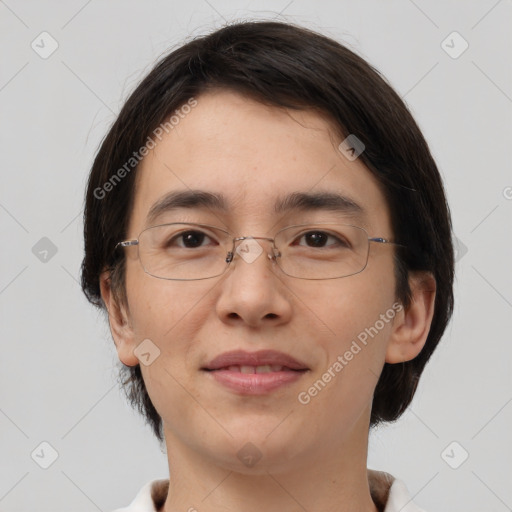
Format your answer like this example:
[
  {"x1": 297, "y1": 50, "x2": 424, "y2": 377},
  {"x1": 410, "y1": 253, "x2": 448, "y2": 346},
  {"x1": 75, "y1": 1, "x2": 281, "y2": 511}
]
[{"x1": 81, "y1": 20, "x2": 454, "y2": 512}]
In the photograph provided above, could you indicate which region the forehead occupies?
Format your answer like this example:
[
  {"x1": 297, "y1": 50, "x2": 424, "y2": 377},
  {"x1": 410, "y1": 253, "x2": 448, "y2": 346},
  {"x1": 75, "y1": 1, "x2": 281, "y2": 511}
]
[{"x1": 128, "y1": 90, "x2": 391, "y2": 235}]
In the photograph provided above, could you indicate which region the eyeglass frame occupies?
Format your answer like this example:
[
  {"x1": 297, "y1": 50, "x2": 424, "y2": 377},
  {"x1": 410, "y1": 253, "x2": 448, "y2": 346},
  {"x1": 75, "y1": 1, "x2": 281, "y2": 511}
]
[{"x1": 115, "y1": 221, "x2": 403, "y2": 281}]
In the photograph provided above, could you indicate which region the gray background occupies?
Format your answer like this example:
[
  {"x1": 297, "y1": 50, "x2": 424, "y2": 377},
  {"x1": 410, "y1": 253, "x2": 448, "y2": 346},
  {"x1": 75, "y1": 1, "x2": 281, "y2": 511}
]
[{"x1": 1, "y1": 1, "x2": 511, "y2": 511}]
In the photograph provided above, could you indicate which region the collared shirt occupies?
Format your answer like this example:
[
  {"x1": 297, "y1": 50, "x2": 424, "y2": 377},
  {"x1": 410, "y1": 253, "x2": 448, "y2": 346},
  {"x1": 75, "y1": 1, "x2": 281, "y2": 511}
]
[{"x1": 111, "y1": 470, "x2": 427, "y2": 512}]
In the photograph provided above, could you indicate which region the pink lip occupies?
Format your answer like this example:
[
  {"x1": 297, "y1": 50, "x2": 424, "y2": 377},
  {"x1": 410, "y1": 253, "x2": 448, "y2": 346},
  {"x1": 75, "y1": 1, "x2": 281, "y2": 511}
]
[
  {"x1": 202, "y1": 350, "x2": 309, "y2": 395},
  {"x1": 203, "y1": 350, "x2": 308, "y2": 371}
]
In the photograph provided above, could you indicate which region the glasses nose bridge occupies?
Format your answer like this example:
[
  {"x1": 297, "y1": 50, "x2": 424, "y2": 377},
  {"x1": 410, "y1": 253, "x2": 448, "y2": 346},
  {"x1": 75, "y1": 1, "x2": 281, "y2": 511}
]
[
  {"x1": 226, "y1": 235, "x2": 279, "y2": 264},
  {"x1": 233, "y1": 235, "x2": 275, "y2": 243}
]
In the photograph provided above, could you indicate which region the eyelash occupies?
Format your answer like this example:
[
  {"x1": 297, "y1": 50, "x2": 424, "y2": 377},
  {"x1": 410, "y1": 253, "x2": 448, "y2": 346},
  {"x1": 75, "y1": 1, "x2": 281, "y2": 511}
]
[{"x1": 166, "y1": 229, "x2": 349, "y2": 249}]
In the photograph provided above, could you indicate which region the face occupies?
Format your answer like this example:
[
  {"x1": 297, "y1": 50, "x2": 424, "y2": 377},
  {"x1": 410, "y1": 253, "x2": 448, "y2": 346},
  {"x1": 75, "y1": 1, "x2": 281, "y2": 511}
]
[{"x1": 111, "y1": 90, "x2": 404, "y2": 473}]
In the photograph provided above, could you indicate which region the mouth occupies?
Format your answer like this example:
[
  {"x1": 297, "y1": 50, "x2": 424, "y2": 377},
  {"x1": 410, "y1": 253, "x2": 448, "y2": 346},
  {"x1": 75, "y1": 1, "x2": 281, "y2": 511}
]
[
  {"x1": 212, "y1": 364, "x2": 300, "y2": 373},
  {"x1": 202, "y1": 350, "x2": 309, "y2": 395}
]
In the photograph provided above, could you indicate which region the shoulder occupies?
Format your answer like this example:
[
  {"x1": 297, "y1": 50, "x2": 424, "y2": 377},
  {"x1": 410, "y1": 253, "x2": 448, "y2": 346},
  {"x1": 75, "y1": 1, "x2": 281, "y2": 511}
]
[
  {"x1": 368, "y1": 469, "x2": 428, "y2": 512},
  {"x1": 384, "y1": 479, "x2": 425, "y2": 512},
  {"x1": 111, "y1": 479, "x2": 168, "y2": 512},
  {"x1": 385, "y1": 477, "x2": 428, "y2": 512}
]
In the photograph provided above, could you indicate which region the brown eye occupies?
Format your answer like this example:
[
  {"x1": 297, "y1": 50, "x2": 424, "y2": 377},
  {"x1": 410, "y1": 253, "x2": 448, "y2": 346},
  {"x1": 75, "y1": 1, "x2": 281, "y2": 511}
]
[
  {"x1": 303, "y1": 231, "x2": 328, "y2": 247},
  {"x1": 296, "y1": 231, "x2": 349, "y2": 248},
  {"x1": 180, "y1": 231, "x2": 207, "y2": 248},
  {"x1": 164, "y1": 230, "x2": 214, "y2": 249}
]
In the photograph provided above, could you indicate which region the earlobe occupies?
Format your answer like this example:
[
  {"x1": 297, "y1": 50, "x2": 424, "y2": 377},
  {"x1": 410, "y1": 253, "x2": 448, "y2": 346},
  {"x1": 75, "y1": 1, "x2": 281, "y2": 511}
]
[
  {"x1": 385, "y1": 272, "x2": 436, "y2": 364},
  {"x1": 99, "y1": 270, "x2": 139, "y2": 367}
]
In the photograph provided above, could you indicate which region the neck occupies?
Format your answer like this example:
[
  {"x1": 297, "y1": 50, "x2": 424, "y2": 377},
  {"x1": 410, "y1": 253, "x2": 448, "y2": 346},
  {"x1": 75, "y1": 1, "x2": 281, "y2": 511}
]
[{"x1": 161, "y1": 414, "x2": 379, "y2": 512}]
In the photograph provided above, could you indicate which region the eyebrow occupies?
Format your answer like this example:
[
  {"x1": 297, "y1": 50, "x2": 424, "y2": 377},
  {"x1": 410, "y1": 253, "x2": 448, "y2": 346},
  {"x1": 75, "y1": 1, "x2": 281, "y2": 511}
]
[
  {"x1": 274, "y1": 191, "x2": 364, "y2": 216},
  {"x1": 145, "y1": 189, "x2": 365, "y2": 225},
  {"x1": 146, "y1": 190, "x2": 229, "y2": 225}
]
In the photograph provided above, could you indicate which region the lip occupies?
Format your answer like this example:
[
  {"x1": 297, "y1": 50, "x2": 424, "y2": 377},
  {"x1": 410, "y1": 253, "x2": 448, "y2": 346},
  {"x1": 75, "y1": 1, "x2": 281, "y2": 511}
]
[
  {"x1": 202, "y1": 350, "x2": 309, "y2": 395},
  {"x1": 203, "y1": 350, "x2": 309, "y2": 371}
]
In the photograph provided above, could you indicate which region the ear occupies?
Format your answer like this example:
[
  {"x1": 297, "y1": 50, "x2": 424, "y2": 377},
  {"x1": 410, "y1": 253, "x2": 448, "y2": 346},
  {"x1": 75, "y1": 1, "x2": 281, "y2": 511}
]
[
  {"x1": 99, "y1": 270, "x2": 139, "y2": 367},
  {"x1": 386, "y1": 271, "x2": 436, "y2": 363}
]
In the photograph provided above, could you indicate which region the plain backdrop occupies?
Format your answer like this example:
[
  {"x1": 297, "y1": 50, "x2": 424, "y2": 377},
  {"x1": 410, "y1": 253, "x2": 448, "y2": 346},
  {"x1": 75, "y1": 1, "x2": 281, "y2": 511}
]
[{"x1": 0, "y1": 1, "x2": 511, "y2": 511}]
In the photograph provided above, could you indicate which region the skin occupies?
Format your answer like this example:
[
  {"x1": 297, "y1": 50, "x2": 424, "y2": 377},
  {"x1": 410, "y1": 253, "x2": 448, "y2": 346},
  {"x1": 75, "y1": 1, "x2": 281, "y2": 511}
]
[{"x1": 101, "y1": 90, "x2": 436, "y2": 512}]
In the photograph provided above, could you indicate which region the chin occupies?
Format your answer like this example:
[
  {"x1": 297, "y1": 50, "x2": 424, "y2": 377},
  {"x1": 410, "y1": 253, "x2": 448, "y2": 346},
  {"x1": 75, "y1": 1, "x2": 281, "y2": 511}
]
[{"x1": 205, "y1": 424, "x2": 312, "y2": 475}]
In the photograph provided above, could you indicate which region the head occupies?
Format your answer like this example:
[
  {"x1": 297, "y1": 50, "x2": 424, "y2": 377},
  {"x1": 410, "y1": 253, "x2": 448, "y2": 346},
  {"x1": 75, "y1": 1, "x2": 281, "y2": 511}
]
[{"x1": 81, "y1": 21, "x2": 453, "y2": 465}]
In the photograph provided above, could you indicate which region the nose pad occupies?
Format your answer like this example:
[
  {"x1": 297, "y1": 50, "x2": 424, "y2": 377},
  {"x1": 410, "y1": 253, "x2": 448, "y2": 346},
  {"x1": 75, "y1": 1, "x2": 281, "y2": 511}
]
[{"x1": 272, "y1": 248, "x2": 281, "y2": 260}]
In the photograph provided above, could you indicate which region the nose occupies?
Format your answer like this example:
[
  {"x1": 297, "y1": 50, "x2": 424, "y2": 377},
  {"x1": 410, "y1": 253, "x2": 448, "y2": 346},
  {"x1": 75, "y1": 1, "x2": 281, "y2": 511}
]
[{"x1": 215, "y1": 237, "x2": 292, "y2": 329}]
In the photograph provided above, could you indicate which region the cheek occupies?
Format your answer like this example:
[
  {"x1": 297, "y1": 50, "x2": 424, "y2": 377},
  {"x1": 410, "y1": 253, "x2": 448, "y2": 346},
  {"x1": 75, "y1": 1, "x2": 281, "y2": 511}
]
[
  {"x1": 124, "y1": 265, "x2": 223, "y2": 412},
  {"x1": 126, "y1": 260, "x2": 215, "y2": 342},
  {"x1": 292, "y1": 262, "x2": 397, "y2": 413},
  {"x1": 128, "y1": 278, "x2": 221, "y2": 437},
  {"x1": 293, "y1": 255, "x2": 397, "y2": 347}
]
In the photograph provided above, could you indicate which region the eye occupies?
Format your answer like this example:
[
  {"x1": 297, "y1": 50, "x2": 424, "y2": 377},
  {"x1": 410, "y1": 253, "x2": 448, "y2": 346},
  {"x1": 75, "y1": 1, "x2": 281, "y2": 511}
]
[
  {"x1": 295, "y1": 230, "x2": 350, "y2": 249},
  {"x1": 168, "y1": 230, "x2": 215, "y2": 249}
]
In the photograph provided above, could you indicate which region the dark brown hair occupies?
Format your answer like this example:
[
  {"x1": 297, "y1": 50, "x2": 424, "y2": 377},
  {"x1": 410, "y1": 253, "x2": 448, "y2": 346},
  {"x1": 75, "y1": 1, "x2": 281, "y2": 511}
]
[{"x1": 81, "y1": 20, "x2": 454, "y2": 442}]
